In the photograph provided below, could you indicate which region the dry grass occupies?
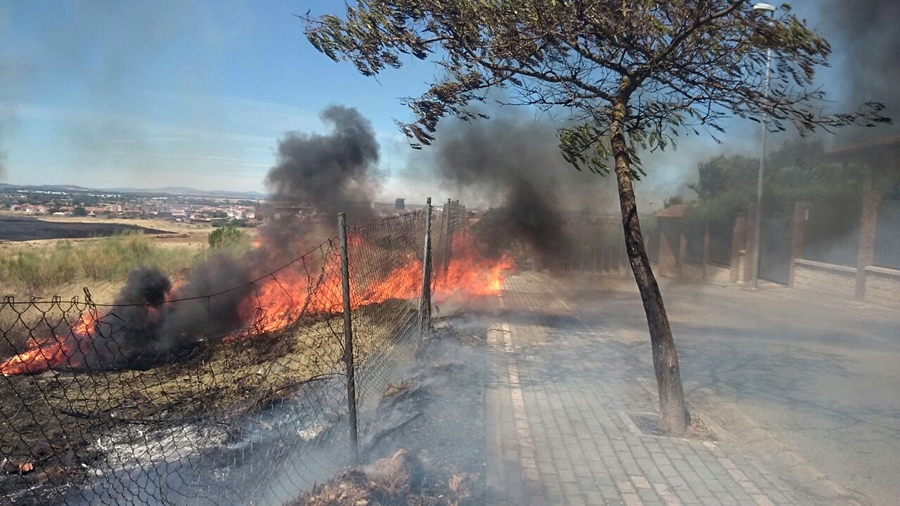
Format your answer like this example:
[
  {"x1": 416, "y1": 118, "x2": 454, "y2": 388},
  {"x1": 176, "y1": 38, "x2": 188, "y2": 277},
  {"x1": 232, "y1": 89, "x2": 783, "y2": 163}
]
[
  {"x1": 0, "y1": 234, "x2": 207, "y2": 297},
  {"x1": 0, "y1": 215, "x2": 259, "y2": 299}
]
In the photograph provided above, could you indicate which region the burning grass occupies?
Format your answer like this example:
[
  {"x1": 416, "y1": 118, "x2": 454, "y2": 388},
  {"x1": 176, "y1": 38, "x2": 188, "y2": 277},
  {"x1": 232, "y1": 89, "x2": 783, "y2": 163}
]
[{"x1": 0, "y1": 219, "x2": 512, "y2": 501}]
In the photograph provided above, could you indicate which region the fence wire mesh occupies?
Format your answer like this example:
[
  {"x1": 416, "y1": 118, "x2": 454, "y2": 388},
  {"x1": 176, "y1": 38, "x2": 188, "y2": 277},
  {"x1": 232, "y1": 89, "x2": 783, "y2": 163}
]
[
  {"x1": 433, "y1": 201, "x2": 465, "y2": 284},
  {"x1": 683, "y1": 223, "x2": 705, "y2": 266},
  {"x1": 0, "y1": 204, "x2": 450, "y2": 506},
  {"x1": 344, "y1": 211, "x2": 428, "y2": 441}
]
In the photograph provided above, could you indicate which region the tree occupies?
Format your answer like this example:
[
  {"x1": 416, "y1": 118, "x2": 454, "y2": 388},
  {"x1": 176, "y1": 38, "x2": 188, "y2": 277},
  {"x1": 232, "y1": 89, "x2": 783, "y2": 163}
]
[
  {"x1": 208, "y1": 226, "x2": 245, "y2": 249},
  {"x1": 72, "y1": 205, "x2": 88, "y2": 217},
  {"x1": 688, "y1": 139, "x2": 863, "y2": 225},
  {"x1": 304, "y1": 1, "x2": 888, "y2": 435}
]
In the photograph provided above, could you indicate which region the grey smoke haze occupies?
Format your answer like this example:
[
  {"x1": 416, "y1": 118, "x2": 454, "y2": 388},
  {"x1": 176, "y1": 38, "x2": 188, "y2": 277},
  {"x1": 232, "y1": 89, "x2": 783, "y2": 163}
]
[
  {"x1": 425, "y1": 117, "x2": 584, "y2": 262},
  {"x1": 820, "y1": 0, "x2": 900, "y2": 143},
  {"x1": 266, "y1": 105, "x2": 381, "y2": 223},
  {"x1": 418, "y1": 114, "x2": 700, "y2": 250}
]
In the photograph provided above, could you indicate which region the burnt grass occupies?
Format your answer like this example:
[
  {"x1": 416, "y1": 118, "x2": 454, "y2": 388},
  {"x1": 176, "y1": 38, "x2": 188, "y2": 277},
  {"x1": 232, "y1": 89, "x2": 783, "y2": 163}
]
[
  {"x1": 0, "y1": 216, "x2": 168, "y2": 242},
  {"x1": 294, "y1": 314, "x2": 498, "y2": 506},
  {"x1": 0, "y1": 299, "x2": 413, "y2": 505}
]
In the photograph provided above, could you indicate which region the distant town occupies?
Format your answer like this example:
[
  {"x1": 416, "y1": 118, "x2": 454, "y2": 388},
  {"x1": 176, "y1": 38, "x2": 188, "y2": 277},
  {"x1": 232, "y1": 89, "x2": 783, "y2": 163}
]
[{"x1": 0, "y1": 183, "x2": 429, "y2": 228}]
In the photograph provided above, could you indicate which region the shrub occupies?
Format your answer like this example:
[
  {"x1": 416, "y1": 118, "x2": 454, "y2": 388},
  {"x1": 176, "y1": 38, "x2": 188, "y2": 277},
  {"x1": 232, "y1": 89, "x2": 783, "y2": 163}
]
[{"x1": 208, "y1": 226, "x2": 245, "y2": 249}]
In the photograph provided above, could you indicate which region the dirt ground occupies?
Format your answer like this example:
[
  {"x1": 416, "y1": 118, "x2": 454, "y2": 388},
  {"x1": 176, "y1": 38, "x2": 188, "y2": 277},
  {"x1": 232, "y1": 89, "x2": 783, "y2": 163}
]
[{"x1": 0, "y1": 215, "x2": 235, "y2": 253}]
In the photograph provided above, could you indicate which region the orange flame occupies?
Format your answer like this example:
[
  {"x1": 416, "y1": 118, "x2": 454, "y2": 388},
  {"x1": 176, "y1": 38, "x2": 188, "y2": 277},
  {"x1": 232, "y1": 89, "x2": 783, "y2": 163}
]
[
  {"x1": 0, "y1": 313, "x2": 97, "y2": 376},
  {"x1": 1, "y1": 232, "x2": 511, "y2": 375}
]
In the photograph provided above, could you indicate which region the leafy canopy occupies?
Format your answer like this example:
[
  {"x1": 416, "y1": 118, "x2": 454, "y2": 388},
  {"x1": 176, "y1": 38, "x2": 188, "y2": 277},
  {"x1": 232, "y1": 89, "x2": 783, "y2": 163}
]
[
  {"x1": 305, "y1": 0, "x2": 888, "y2": 177},
  {"x1": 208, "y1": 226, "x2": 245, "y2": 249},
  {"x1": 686, "y1": 139, "x2": 866, "y2": 223}
]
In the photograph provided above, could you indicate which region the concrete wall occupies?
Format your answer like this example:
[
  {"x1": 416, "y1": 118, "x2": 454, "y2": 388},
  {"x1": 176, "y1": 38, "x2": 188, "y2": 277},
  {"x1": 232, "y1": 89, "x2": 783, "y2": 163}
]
[
  {"x1": 863, "y1": 266, "x2": 900, "y2": 309},
  {"x1": 792, "y1": 259, "x2": 857, "y2": 299},
  {"x1": 657, "y1": 219, "x2": 682, "y2": 278}
]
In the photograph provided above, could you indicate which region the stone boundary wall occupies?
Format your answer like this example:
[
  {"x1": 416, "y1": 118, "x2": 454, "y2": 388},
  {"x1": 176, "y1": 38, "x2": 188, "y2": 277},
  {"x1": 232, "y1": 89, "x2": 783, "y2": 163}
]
[
  {"x1": 863, "y1": 266, "x2": 900, "y2": 309},
  {"x1": 792, "y1": 259, "x2": 857, "y2": 299}
]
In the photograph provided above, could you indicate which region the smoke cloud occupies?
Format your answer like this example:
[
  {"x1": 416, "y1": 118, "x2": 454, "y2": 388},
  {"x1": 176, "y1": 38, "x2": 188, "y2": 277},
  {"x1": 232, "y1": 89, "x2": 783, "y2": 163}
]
[
  {"x1": 91, "y1": 256, "x2": 258, "y2": 370},
  {"x1": 422, "y1": 116, "x2": 590, "y2": 263},
  {"x1": 820, "y1": 0, "x2": 900, "y2": 142},
  {"x1": 266, "y1": 105, "x2": 381, "y2": 223},
  {"x1": 64, "y1": 106, "x2": 388, "y2": 371}
]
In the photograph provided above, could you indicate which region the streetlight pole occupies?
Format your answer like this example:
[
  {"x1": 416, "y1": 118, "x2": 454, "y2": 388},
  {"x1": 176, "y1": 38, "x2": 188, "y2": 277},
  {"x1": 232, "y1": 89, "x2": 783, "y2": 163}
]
[{"x1": 750, "y1": 2, "x2": 776, "y2": 289}]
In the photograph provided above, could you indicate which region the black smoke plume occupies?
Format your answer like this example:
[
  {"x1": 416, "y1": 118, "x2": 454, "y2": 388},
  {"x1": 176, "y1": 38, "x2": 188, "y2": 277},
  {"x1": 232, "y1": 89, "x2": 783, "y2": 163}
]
[
  {"x1": 90, "y1": 256, "x2": 258, "y2": 370},
  {"x1": 67, "y1": 105, "x2": 388, "y2": 371},
  {"x1": 265, "y1": 105, "x2": 381, "y2": 223},
  {"x1": 427, "y1": 117, "x2": 575, "y2": 264},
  {"x1": 820, "y1": 0, "x2": 900, "y2": 143}
]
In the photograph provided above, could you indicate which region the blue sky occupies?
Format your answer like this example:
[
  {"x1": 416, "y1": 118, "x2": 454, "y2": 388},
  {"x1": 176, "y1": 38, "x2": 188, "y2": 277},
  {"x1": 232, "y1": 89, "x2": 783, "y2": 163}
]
[
  {"x1": 0, "y1": 1, "x2": 443, "y2": 197},
  {"x1": 0, "y1": 1, "x2": 876, "y2": 205}
]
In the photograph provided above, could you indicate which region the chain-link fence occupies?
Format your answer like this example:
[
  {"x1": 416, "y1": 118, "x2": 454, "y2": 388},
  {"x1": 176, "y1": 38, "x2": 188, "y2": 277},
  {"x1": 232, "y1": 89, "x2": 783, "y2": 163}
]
[
  {"x1": 433, "y1": 200, "x2": 466, "y2": 282},
  {"x1": 345, "y1": 211, "x2": 428, "y2": 445},
  {"x1": 0, "y1": 201, "x2": 458, "y2": 506}
]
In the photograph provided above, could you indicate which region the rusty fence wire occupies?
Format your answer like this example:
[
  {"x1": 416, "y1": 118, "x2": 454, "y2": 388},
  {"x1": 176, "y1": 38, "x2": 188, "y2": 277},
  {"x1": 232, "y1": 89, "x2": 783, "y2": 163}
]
[{"x1": 0, "y1": 201, "x2": 455, "y2": 506}]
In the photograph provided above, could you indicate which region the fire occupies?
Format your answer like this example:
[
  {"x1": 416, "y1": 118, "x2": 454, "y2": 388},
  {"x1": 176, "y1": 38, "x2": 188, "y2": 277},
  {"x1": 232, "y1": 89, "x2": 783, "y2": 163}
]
[
  {"x1": 1, "y1": 232, "x2": 512, "y2": 376},
  {"x1": 438, "y1": 240, "x2": 514, "y2": 299},
  {"x1": 0, "y1": 320, "x2": 95, "y2": 376}
]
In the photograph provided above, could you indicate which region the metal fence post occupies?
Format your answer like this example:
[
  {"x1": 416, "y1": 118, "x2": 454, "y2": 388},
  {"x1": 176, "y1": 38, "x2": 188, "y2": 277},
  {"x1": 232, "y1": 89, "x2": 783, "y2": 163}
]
[
  {"x1": 460, "y1": 205, "x2": 466, "y2": 231},
  {"x1": 338, "y1": 213, "x2": 358, "y2": 463},
  {"x1": 443, "y1": 199, "x2": 452, "y2": 279},
  {"x1": 580, "y1": 213, "x2": 587, "y2": 271},
  {"x1": 449, "y1": 200, "x2": 459, "y2": 270},
  {"x1": 419, "y1": 198, "x2": 433, "y2": 342}
]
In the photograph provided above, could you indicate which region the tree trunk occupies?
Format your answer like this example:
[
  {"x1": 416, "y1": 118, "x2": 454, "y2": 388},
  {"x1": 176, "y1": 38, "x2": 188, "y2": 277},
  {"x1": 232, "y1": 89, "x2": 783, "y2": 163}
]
[{"x1": 610, "y1": 99, "x2": 688, "y2": 436}]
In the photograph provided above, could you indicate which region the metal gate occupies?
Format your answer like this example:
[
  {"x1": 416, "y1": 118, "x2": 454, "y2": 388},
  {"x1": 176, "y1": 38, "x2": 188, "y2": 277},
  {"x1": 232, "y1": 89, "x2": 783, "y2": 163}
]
[{"x1": 759, "y1": 216, "x2": 792, "y2": 284}]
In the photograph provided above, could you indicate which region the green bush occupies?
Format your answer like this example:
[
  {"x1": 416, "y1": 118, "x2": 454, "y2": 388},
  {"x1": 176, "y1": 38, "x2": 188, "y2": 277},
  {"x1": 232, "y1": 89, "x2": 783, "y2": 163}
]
[{"x1": 208, "y1": 226, "x2": 245, "y2": 249}]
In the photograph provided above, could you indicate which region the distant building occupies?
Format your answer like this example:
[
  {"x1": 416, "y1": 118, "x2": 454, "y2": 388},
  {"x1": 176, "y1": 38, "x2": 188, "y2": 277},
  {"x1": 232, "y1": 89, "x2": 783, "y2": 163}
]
[{"x1": 395, "y1": 198, "x2": 405, "y2": 211}]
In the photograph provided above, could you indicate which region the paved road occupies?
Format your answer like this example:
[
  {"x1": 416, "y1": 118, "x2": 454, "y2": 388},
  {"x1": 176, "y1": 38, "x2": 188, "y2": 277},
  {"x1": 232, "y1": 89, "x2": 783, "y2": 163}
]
[
  {"x1": 486, "y1": 272, "x2": 814, "y2": 505},
  {"x1": 551, "y1": 274, "x2": 900, "y2": 505}
]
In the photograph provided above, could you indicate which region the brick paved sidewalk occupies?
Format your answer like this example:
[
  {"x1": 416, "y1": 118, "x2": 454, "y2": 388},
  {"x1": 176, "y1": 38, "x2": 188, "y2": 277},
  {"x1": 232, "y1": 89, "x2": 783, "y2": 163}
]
[{"x1": 485, "y1": 272, "x2": 812, "y2": 506}]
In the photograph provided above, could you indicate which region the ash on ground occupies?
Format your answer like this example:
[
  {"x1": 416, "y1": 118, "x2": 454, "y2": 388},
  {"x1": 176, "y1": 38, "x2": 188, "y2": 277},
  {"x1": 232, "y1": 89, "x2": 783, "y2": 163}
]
[{"x1": 293, "y1": 318, "x2": 498, "y2": 506}]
